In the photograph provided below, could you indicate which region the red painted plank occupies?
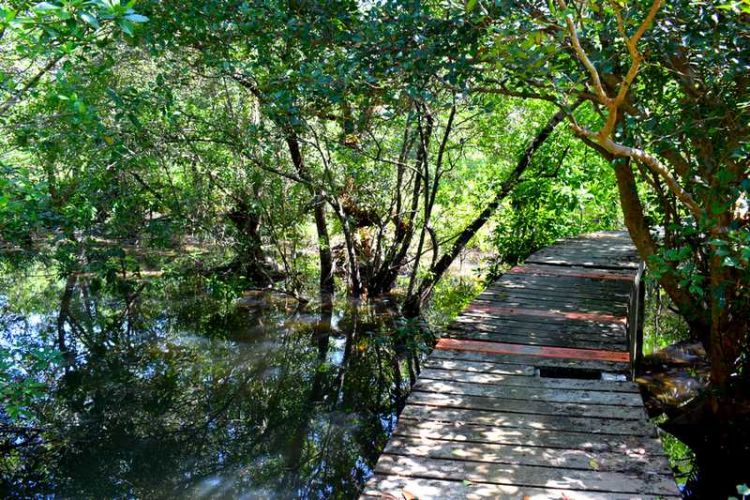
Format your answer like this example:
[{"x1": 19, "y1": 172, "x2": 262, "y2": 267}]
[
  {"x1": 435, "y1": 338, "x2": 631, "y2": 363},
  {"x1": 465, "y1": 304, "x2": 628, "y2": 325},
  {"x1": 508, "y1": 265, "x2": 635, "y2": 282}
]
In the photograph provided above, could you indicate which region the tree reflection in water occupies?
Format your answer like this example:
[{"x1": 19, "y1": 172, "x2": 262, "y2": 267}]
[{"x1": 0, "y1": 265, "x2": 432, "y2": 498}]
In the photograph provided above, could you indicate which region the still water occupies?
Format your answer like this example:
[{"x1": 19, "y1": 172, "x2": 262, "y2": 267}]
[{"x1": 0, "y1": 261, "x2": 435, "y2": 498}]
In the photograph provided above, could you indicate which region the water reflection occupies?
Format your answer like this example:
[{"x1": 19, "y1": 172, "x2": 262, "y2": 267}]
[{"x1": 0, "y1": 263, "x2": 432, "y2": 498}]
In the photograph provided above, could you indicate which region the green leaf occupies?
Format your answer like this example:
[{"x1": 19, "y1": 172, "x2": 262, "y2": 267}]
[
  {"x1": 466, "y1": 0, "x2": 478, "y2": 13},
  {"x1": 118, "y1": 18, "x2": 134, "y2": 36},
  {"x1": 125, "y1": 13, "x2": 148, "y2": 23},
  {"x1": 80, "y1": 12, "x2": 100, "y2": 29},
  {"x1": 724, "y1": 256, "x2": 741, "y2": 268},
  {"x1": 33, "y1": 2, "x2": 60, "y2": 13}
]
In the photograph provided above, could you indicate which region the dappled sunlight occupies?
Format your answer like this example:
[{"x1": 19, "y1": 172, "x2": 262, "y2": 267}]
[
  {"x1": 385, "y1": 436, "x2": 653, "y2": 472},
  {"x1": 364, "y1": 474, "x2": 629, "y2": 499},
  {"x1": 371, "y1": 451, "x2": 676, "y2": 495}
]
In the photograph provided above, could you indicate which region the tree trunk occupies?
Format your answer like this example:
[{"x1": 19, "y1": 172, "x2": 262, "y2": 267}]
[
  {"x1": 285, "y1": 132, "x2": 335, "y2": 300},
  {"x1": 335, "y1": 200, "x2": 364, "y2": 297},
  {"x1": 368, "y1": 145, "x2": 425, "y2": 296},
  {"x1": 407, "y1": 105, "x2": 454, "y2": 300},
  {"x1": 612, "y1": 159, "x2": 711, "y2": 338},
  {"x1": 313, "y1": 196, "x2": 335, "y2": 299},
  {"x1": 403, "y1": 105, "x2": 571, "y2": 316}
]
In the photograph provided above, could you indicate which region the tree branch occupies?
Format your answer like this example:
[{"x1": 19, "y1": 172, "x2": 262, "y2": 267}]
[{"x1": 0, "y1": 54, "x2": 64, "y2": 118}]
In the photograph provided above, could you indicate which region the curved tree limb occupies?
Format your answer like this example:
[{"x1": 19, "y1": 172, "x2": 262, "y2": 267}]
[{"x1": 558, "y1": 0, "x2": 702, "y2": 218}]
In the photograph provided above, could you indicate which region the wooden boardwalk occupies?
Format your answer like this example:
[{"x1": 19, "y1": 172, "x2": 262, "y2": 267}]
[{"x1": 362, "y1": 232, "x2": 680, "y2": 499}]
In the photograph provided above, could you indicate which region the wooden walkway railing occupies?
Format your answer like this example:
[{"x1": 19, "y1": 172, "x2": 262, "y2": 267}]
[{"x1": 362, "y1": 231, "x2": 680, "y2": 499}]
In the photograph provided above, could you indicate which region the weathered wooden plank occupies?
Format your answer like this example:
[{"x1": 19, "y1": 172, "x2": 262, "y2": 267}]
[
  {"x1": 477, "y1": 288, "x2": 630, "y2": 305},
  {"x1": 456, "y1": 320, "x2": 627, "y2": 341},
  {"x1": 408, "y1": 391, "x2": 648, "y2": 420},
  {"x1": 482, "y1": 286, "x2": 631, "y2": 302},
  {"x1": 537, "y1": 249, "x2": 635, "y2": 258},
  {"x1": 490, "y1": 273, "x2": 633, "y2": 288},
  {"x1": 436, "y1": 338, "x2": 631, "y2": 364},
  {"x1": 520, "y1": 262, "x2": 636, "y2": 276},
  {"x1": 362, "y1": 475, "x2": 679, "y2": 499},
  {"x1": 447, "y1": 323, "x2": 626, "y2": 344},
  {"x1": 496, "y1": 268, "x2": 634, "y2": 281},
  {"x1": 470, "y1": 303, "x2": 629, "y2": 319},
  {"x1": 418, "y1": 367, "x2": 637, "y2": 392},
  {"x1": 443, "y1": 334, "x2": 625, "y2": 353},
  {"x1": 443, "y1": 326, "x2": 626, "y2": 350},
  {"x1": 527, "y1": 251, "x2": 640, "y2": 265},
  {"x1": 475, "y1": 293, "x2": 628, "y2": 313},
  {"x1": 523, "y1": 262, "x2": 636, "y2": 274},
  {"x1": 526, "y1": 243, "x2": 639, "y2": 262},
  {"x1": 522, "y1": 263, "x2": 639, "y2": 274},
  {"x1": 542, "y1": 233, "x2": 632, "y2": 243},
  {"x1": 472, "y1": 299, "x2": 628, "y2": 318},
  {"x1": 486, "y1": 286, "x2": 632, "y2": 302},
  {"x1": 491, "y1": 275, "x2": 632, "y2": 292},
  {"x1": 457, "y1": 315, "x2": 628, "y2": 339},
  {"x1": 487, "y1": 288, "x2": 631, "y2": 304},
  {"x1": 528, "y1": 247, "x2": 638, "y2": 259},
  {"x1": 549, "y1": 235, "x2": 633, "y2": 244},
  {"x1": 450, "y1": 316, "x2": 626, "y2": 337},
  {"x1": 444, "y1": 328, "x2": 628, "y2": 351},
  {"x1": 476, "y1": 296, "x2": 627, "y2": 315},
  {"x1": 463, "y1": 304, "x2": 628, "y2": 325},
  {"x1": 383, "y1": 436, "x2": 672, "y2": 475},
  {"x1": 523, "y1": 262, "x2": 639, "y2": 273},
  {"x1": 373, "y1": 455, "x2": 679, "y2": 495},
  {"x1": 533, "y1": 240, "x2": 634, "y2": 250},
  {"x1": 430, "y1": 348, "x2": 629, "y2": 373},
  {"x1": 510, "y1": 264, "x2": 638, "y2": 280},
  {"x1": 422, "y1": 357, "x2": 537, "y2": 376},
  {"x1": 535, "y1": 249, "x2": 635, "y2": 256},
  {"x1": 394, "y1": 417, "x2": 666, "y2": 455},
  {"x1": 449, "y1": 313, "x2": 627, "y2": 339},
  {"x1": 458, "y1": 306, "x2": 629, "y2": 323},
  {"x1": 414, "y1": 379, "x2": 643, "y2": 406},
  {"x1": 401, "y1": 405, "x2": 654, "y2": 436}
]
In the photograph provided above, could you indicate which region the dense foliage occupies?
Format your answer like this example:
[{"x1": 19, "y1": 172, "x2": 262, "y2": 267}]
[{"x1": 1, "y1": 0, "x2": 748, "y2": 496}]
